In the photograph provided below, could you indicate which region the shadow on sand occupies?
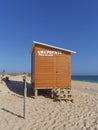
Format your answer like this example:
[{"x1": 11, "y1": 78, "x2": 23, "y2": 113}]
[
  {"x1": 2, "y1": 77, "x2": 51, "y2": 98},
  {"x1": 1, "y1": 108, "x2": 24, "y2": 118},
  {"x1": 2, "y1": 77, "x2": 33, "y2": 97}
]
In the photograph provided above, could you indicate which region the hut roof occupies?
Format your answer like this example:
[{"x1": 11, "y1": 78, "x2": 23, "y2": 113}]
[{"x1": 31, "y1": 41, "x2": 76, "y2": 54}]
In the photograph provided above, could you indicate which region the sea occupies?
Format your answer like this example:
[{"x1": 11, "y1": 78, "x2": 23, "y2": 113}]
[{"x1": 72, "y1": 75, "x2": 98, "y2": 83}]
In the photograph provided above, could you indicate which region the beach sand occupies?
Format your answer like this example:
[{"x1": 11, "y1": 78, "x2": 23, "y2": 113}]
[{"x1": 0, "y1": 75, "x2": 98, "y2": 130}]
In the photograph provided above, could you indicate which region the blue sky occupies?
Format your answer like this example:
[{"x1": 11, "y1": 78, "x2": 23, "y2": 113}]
[{"x1": 0, "y1": 0, "x2": 98, "y2": 75}]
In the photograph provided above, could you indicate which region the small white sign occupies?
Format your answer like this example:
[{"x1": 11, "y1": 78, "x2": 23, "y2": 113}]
[{"x1": 38, "y1": 50, "x2": 62, "y2": 56}]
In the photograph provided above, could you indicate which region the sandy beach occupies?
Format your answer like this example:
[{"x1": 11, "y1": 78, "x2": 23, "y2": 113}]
[{"x1": 0, "y1": 75, "x2": 98, "y2": 130}]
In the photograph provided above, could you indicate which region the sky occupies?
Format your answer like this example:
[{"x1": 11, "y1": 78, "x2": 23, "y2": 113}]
[{"x1": 0, "y1": 0, "x2": 98, "y2": 75}]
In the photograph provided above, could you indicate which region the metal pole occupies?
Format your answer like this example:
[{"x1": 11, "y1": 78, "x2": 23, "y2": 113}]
[{"x1": 23, "y1": 76, "x2": 27, "y2": 119}]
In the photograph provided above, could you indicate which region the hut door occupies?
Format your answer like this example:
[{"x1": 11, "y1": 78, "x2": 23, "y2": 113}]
[{"x1": 56, "y1": 55, "x2": 67, "y2": 87}]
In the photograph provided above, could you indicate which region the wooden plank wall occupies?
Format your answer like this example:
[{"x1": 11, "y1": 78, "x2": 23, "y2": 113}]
[{"x1": 32, "y1": 44, "x2": 71, "y2": 89}]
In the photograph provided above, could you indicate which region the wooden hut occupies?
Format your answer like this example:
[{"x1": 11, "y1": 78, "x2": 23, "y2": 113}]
[{"x1": 31, "y1": 41, "x2": 76, "y2": 100}]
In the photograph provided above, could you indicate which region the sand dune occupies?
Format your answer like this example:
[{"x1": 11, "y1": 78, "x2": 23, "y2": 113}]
[{"x1": 0, "y1": 75, "x2": 98, "y2": 130}]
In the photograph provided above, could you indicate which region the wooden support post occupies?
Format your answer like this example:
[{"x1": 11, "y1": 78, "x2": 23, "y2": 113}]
[
  {"x1": 23, "y1": 76, "x2": 27, "y2": 119},
  {"x1": 34, "y1": 89, "x2": 38, "y2": 98},
  {"x1": 51, "y1": 89, "x2": 54, "y2": 98}
]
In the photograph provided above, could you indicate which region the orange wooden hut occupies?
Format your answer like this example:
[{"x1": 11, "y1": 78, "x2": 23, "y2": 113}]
[{"x1": 31, "y1": 41, "x2": 76, "y2": 100}]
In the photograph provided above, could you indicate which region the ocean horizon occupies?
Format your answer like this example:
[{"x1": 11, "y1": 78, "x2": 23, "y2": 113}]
[{"x1": 72, "y1": 75, "x2": 98, "y2": 83}]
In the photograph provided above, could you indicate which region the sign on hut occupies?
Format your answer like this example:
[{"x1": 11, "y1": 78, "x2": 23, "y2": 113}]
[{"x1": 31, "y1": 41, "x2": 76, "y2": 101}]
